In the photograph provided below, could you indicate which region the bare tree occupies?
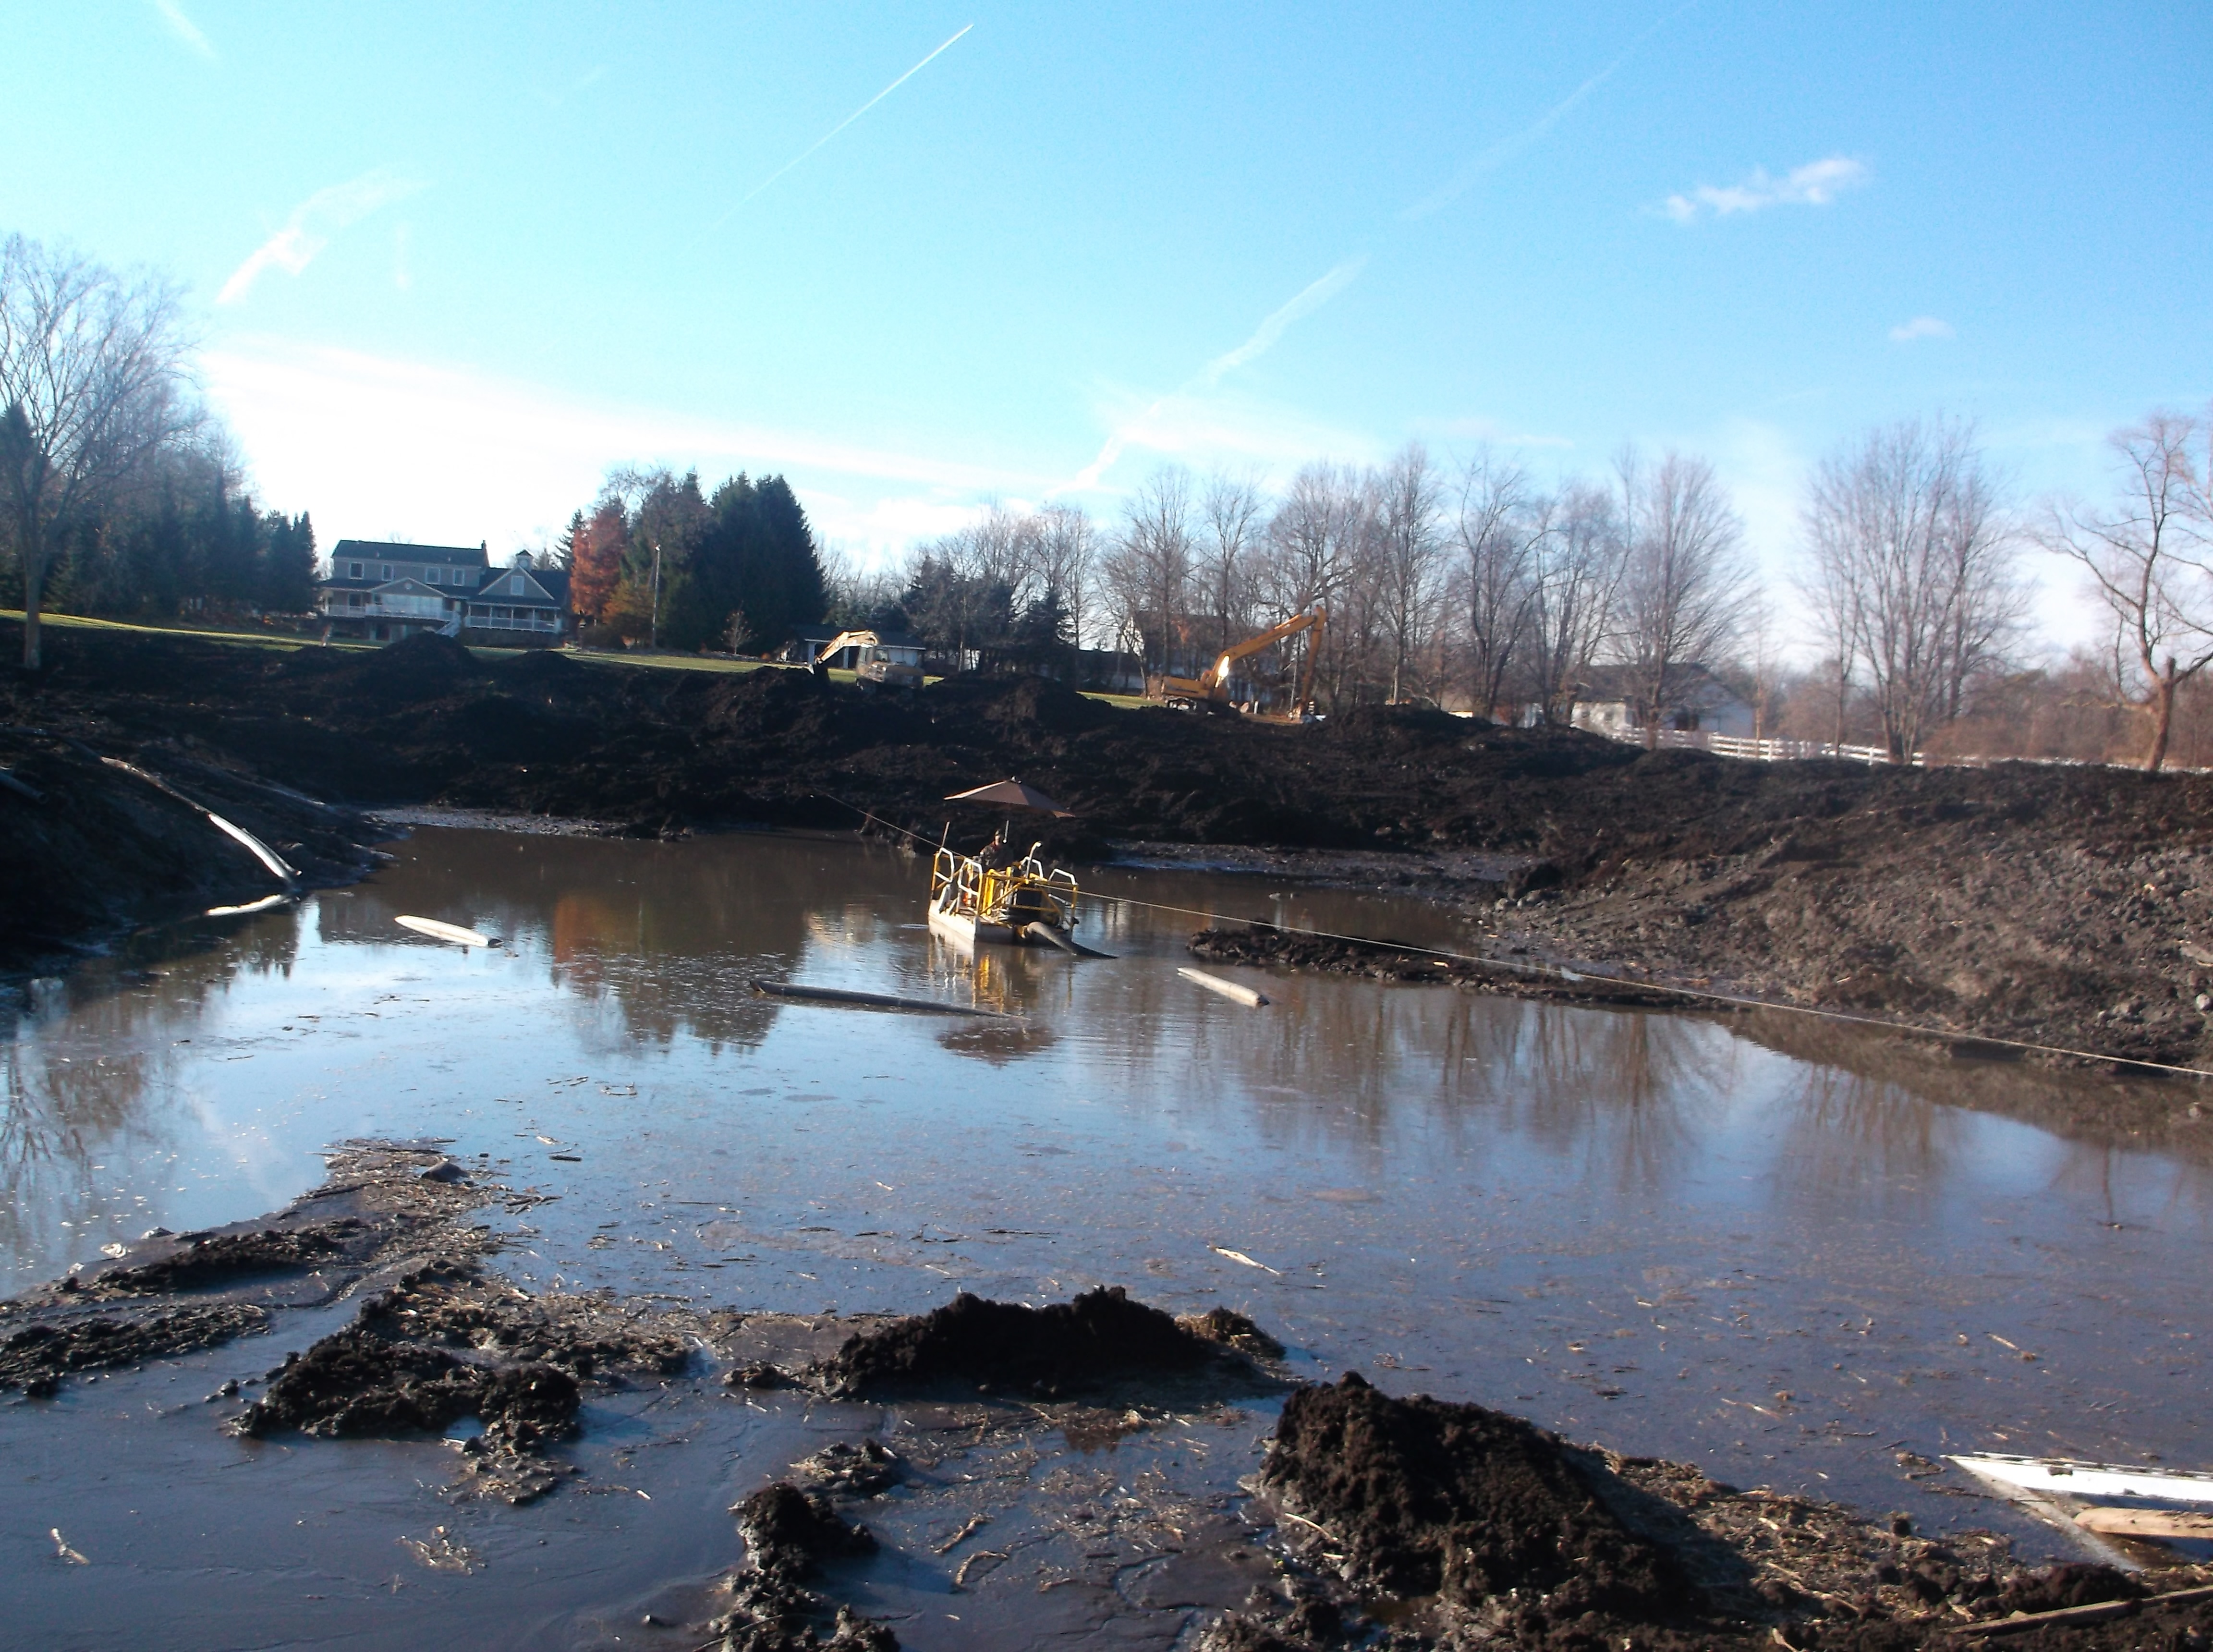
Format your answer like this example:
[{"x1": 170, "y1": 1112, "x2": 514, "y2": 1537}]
[
  {"x1": 1373, "y1": 442, "x2": 1445, "y2": 703},
  {"x1": 1261, "y1": 461, "x2": 1363, "y2": 617},
  {"x1": 0, "y1": 235, "x2": 195, "y2": 668},
  {"x1": 2037, "y1": 409, "x2": 2213, "y2": 772},
  {"x1": 1197, "y1": 466, "x2": 1266, "y2": 654},
  {"x1": 1030, "y1": 503, "x2": 1098, "y2": 652},
  {"x1": 1612, "y1": 448, "x2": 1752, "y2": 744},
  {"x1": 1525, "y1": 480, "x2": 1624, "y2": 725},
  {"x1": 1800, "y1": 419, "x2": 2022, "y2": 762},
  {"x1": 1452, "y1": 448, "x2": 1537, "y2": 720},
  {"x1": 1104, "y1": 466, "x2": 1195, "y2": 674}
]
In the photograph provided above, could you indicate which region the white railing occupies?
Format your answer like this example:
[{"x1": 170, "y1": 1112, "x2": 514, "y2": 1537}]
[
  {"x1": 1597, "y1": 724, "x2": 2213, "y2": 776},
  {"x1": 1599, "y1": 726, "x2": 1907, "y2": 765},
  {"x1": 465, "y1": 613, "x2": 559, "y2": 631}
]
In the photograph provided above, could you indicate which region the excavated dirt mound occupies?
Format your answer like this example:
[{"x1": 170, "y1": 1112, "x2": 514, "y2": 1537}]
[
  {"x1": 813, "y1": 1285, "x2": 1277, "y2": 1399},
  {"x1": 1260, "y1": 1372, "x2": 1685, "y2": 1620},
  {"x1": 1222, "y1": 1377, "x2": 2213, "y2": 1652}
]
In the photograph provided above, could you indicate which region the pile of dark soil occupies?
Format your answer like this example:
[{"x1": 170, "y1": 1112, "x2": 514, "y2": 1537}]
[
  {"x1": 0, "y1": 713, "x2": 380, "y2": 977},
  {"x1": 813, "y1": 1285, "x2": 1278, "y2": 1399},
  {"x1": 1218, "y1": 1374, "x2": 2213, "y2": 1652},
  {"x1": 1260, "y1": 1372, "x2": 1685, "y2": 1624},
  {"x1": 15, "y1": 620, "x2": 2213, "y2": 1070}
]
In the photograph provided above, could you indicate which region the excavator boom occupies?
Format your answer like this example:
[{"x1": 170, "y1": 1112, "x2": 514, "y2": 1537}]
[{"x1": 1146, "y1": 606, "x2": 1325, "y2": 718}]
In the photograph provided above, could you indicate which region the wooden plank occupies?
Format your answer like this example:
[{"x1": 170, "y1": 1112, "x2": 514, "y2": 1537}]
[{"x1": 2075, "y1": 1506, "x2": 2213, "y2": 1539}]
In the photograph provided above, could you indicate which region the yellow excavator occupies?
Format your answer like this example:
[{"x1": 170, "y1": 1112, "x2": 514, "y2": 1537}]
[
  {"x1": 1146, "y1": 606, "x2": 1326, "y2": 721},
  {"x1": 812, "y1": 629, "x2": 924, "y2": 690}
]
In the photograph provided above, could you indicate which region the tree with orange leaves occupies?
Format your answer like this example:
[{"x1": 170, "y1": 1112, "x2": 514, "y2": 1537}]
[{"x1": 568, "y1": 499, "x2": 626, "y2": 627}]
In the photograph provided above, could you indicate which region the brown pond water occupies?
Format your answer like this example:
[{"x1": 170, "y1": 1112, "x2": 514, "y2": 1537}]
[{"x1": 4, "y1": 825, "x2": 2210, "y2": 1649}]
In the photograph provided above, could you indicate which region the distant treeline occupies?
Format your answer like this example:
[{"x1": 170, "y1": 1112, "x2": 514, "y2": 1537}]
[
  {"x1": 0, "y1": 441, "x2": 316, "y2": 620},
  {"x1": 562, "y1": 468, "x2": 826, "y2": 653}
]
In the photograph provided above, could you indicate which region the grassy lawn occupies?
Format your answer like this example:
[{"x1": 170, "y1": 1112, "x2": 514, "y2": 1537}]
[{"x1": 3, "y1": 608, "x2": 1150, "y2": 703}]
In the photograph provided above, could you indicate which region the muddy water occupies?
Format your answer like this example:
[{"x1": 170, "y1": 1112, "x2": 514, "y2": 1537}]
[{"x1": 6, "y1": 825, "x2": 2212, "y2": 1648}]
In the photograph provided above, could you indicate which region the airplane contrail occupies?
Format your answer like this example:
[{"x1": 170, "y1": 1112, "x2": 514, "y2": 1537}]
[
  {"x1": 705, "y1": 23, "x2": 974, "y2": 234},
  {"x1": 1401, "y1": 0, "x2": 1694, "y2": 219}
]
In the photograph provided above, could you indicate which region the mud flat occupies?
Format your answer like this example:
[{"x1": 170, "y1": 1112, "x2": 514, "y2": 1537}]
[{"x1": 11, "y1": 1153, "x2": 2208, "y2": 1652}]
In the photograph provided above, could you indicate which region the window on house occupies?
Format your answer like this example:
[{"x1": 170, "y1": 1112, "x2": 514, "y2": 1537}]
[
  {"x1": 426, "y1": 567, "x2": 441, "y2": 583},
  {"x1": 381, "y1": 565, "x2": 393, "y2": 580},
  {"x1": 510, "y1": 575, "x2": 525, "y2": 594},
  {"x1": 348, "y1": 561, "x2": 363, "y2": 579}
]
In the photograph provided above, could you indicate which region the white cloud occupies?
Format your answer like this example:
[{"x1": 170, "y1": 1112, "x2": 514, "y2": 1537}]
[
  {"x1": 198, "y1": 339, "x2": 1050, "y2": 558},
  {"x1": 1660, "y1": 156, "x2": 1868, "y2": 224},
  {"x1": 151, "y1": 0, "x2": 215, "y2": 60},
  {"x1": 1888, "y1": 315, "x2": 1953, "y2": 342},
  {"x1": 1069, "y1": 255, "x2": 1369, "y2": 490},
  {"x1": 218, "y1": 170, "x2": 428, "y2": 304}
]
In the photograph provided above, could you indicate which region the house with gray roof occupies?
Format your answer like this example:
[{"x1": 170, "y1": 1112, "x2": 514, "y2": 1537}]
[{"x1": 316, "y1": 540, "x2": 568, "y2": 645}]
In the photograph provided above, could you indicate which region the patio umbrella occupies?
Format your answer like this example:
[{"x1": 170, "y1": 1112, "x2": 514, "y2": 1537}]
[{"x1": 943, "y1": 778, "x2": 1075, "y2": 816}]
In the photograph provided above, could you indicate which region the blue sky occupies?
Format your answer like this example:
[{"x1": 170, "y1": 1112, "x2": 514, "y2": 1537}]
[{"x1": 3, "y1": 3, "x2": 2207, "y2": 646}]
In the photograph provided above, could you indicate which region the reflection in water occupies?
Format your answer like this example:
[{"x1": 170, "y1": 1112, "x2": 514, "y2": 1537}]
[
  {"x1": 0, "y1": 924, "x2": 304, "y2": 1276},
  {"x1": 7, "y1": 823, "x2": 2213, "y2": 1530}
]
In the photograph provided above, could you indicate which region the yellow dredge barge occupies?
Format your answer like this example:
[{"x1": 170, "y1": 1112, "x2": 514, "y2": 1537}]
[{"x1": 927, "y1": 842, "x2": 1083, "y2": 954}]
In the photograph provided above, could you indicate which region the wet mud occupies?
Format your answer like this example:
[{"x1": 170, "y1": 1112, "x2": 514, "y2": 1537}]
[
  {"x1": 234, "y1": 1258, "x2": 693, "y2": 1503},
  {"x1": 1214, "y1": 1373, "x2": 2213, "y2": 1652},
  {"x1": 0, "y1": 1141, "x2": 495, "y2": 1397},
  {"x1": 11, "y1": 1170, "x2": 2211, "y2": 1652},
  {"x1": 710, "y1": 1482, "x2": 898, "y2": 1651}
]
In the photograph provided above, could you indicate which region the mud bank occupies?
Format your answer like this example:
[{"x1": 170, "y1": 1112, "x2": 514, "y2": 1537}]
[
  {"x1": 11, "y1": 1166, "x2": 2210, "y2": 1652},
  {"x1": 14, "y1": 620, "x2": 2213, "y2": 1075},
  {"x1": 1215, "y1": 1373, "x2": 2213, "y2": 1652},
  {"x1": 0, "y1": 712, "x2": 384, "y2": 980},
  {"x1": 0, "y1": 1141, "x2": 496, "y2": 1396}
]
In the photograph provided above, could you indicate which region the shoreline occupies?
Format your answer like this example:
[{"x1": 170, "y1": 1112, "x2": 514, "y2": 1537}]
[
  {"x1": 8, "y1": 1158, "x2": 2207, "y2": 1650},
  {"x1": 10, "y1": 621, "x2": 2213, "y2": 1095}
]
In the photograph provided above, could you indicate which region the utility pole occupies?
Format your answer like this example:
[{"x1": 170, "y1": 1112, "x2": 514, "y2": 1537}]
[{"x1": 649, "y1": 536, "x2": 663, "y2": 651}]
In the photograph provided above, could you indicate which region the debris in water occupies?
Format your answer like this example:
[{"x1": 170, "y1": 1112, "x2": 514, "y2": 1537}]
[
  {"x1": 51, "y1": 1528, "x2": 88, "y2": 1565},
  {"x1": 395, "y1": 915, "x2": 497, "y2": 948},
  {"x1": 1178, "y1": 966, "x2": 1268, "y2": 1008},
  {"x1": 752, "y1": 978, "x2": 1011, "y2": 1018},
  {"x1": 398, "y1": 1526, "x2": 482, "y2": 1574},
  {"x1": 1209, "y1": 1243, "x2": 1281, "y2": 1275},
  {"x1": 205, "y1": 894, "x2": 291, "y2": 918}
]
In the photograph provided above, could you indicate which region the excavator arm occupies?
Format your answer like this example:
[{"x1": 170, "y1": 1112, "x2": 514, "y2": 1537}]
[
  {"x1": 1147, "y1": 606, "x2": 1326, "y2": 717},
  {"x1": 1200, "y1": 607, "x2": 1325, "y2": 693}
]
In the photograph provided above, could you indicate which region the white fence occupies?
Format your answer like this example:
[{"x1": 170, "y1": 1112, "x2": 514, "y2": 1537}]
[
  {"x1": 1601, "y1": 724, "x2": 2213, "y2": 777},
  {"x1": 1607, "y1": 727, "x2": 1908, "y2": 765}
]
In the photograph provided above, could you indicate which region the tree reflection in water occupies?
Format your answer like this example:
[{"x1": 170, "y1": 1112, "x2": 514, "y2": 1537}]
[{"x1": 1, "y1": 914, "x2": 304, "y2": 1281}]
